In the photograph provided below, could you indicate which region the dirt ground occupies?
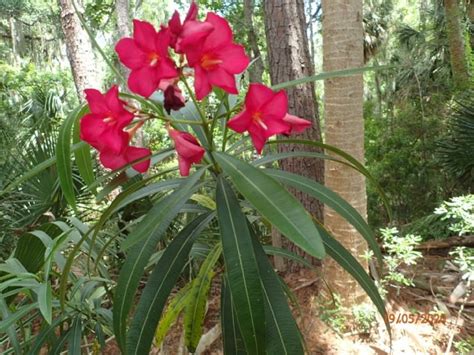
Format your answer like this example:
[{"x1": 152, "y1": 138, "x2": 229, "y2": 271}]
[{"x1": 104, "y1": 253, "x2": 473, "y2": 354}]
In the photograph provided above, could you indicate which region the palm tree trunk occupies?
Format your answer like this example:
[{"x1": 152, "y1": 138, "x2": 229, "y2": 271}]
[
  {"x1": 116, "y1": 0, "x2": 131, "y2": 79},
  {"x1": 444, "y1": 0, "x2": 470, "y2": 90},
  {"x1": 59, "y1": 0, "x2": 100, "y2": 100},
  {"x1": 264, "y1": 0, "x2": 324, "y2": 272},
  {"x1": 322, "y1": 0, "x2": 369, "y2": 306}
]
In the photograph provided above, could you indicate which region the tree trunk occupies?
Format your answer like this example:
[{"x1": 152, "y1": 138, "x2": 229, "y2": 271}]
[
  {"x1": 322, "y1": 0, "x2": 369, "y2": 306},
  {"x1": 243, "y1": 0, "x2": 264, "y2": 83},
  {"x1": 444, "y1": 0, "x2": 470, "y2": 90},
  {"x1": 9, "y1": 17, "x2": 20, "y2": 65},
  {"x1": 59, "y1": 0, "x2": 100, "y2": 100},
  {"x1": 264, "y1": 0, "x2": 324, "y2": 272},
  {"x1": 116, "y1": 0, "x2": 131, "y2": 79}
]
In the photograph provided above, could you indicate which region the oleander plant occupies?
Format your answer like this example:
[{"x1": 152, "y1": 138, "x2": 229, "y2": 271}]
[{"x1": 0, "y1": 2, "x2": 388, "y2": 354}]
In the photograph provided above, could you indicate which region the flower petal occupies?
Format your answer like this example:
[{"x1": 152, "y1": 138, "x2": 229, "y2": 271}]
[
  {"x1": 80, "y1": 113, "x2": 108, "y2": 148},
  {"x1": 155, "y1": 27, "x2": 172, "y2": 57},
  {"x1": 263, "y1": 117, "x2": 291, "y2": 137},
  {"x1": 283, "y1": 114, "x2": 312, "y2": 134},
  {"x1": 115, "y1": 38, "x2": 148, "y2": 70},
  {"x1": 194, "y1": 66, "x2": 212, "y2": 100},
  {"x1": 84, "y1": 89, "x2": 108, "y2": 114},
  {"x1": 128, "y1": 66, "x2": 159, "y2": 97},
  {"x1": 248, "y1": 124, "x2": 267, "y2": 154},
  {"x1": 99, "y1": 149, "x2": 127, "y2": 170},
  {"x1": 125, "y1": 146, "x2": 151, "y2": 173},
  {"x1": 245, "y1": 83, "x2": 275, "y2": 112},
  {"x1": 207, "y1": 67, "x2": 237, "y2": 95},
  {"x1": 156, "y1": 58, "x2": 178, "y2": 81},
  {"x1": 133, "y1": 19, "x2": 157, "y2": 52},
  {"x1": 262, "y1": 90, "x2": 288, "y2": 120},
  {"x1": 178, "y1": 156, "x2": 192, "y2": 176},
  {"x1": 177, "y1": 21, "x2": 214, "y2": 53},
  {"x1": 203, "y1": 13, "x2": 233, "y2": 50},
  {"x1": 185, "y1": 1, "x2": 198, "y2": 22},
  {"x1": 227, "y1": 110, "x2": 252, "y2": 133},
  {"x1": 101, "y1": 128, "x2": 130, "y2": 154},
  {"x1": 219, "y1": 44, "x2": 250, "y2": 74}
]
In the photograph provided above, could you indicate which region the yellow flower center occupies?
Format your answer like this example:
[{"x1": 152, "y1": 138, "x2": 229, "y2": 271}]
[{"x1": 200, "y1": 54, "x2": 223, "y2": 70}]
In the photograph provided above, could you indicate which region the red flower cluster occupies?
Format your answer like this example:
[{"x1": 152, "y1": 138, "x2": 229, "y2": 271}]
[
  {"x1": 80, "y1": 86, "x2": 151, "y2": 173},
  {"x1": 227, "y1": 84, "x2": 312, "y2": 154},
  {"x1": 80, "y1": 1, "x2": 310, "y2": 176}
]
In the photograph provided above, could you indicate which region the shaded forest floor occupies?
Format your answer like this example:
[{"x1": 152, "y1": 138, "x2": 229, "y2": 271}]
[{"x1": 103, "y1": 253, "x2": 473, "y2": 354}]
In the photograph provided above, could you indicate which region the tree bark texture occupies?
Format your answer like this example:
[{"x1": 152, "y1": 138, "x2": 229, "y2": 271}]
[
  {"x1": 59, "y1": 0, "x2": 100, "y2": 100},
  {"x1": 322, "y1": 0, "x2": 369, "y2": 306},
  {"x1": 116, "y1": 0, "x2": 131, "y2": 79},
  {"x1": 444, "y1": 0, "x2": 470, "y2": 90},
  {"x1": 264, "y1": 0, "x2": 324, "y2": 272},
  {"x1": 243, "y1": 0, "x2": 264, "y2": 83}
]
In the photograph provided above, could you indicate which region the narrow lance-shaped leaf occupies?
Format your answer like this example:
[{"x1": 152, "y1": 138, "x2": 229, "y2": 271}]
[
  {"x1": 250, "y1": 228, "x2": 305, "y2": 355},
  {"x1": 155, "y1": 284, "x2": 192, "y2": 348},
  {"x1": 265, "y1": 169, "x2": 383, "y2": 266},
  {"x1": 317, "y1": 224, "x2": 391, "y2": 338},
  {"x1": 184, "y1": 243, "x2": 222, "y2": 352},
  {"x1": 216, "y1": 176, "x2": 265, "y2": 354},
  {"x1": 215, "y1": 152, "x2": 325, "y2": 259},
  {"x1": 37, "y1": 283, "x2": 52, "y2": 324},
  {"x1": 113, "y1": 168, "x2": 205, "y2": 351},
  {"x1": 126, "y1": 213, "x2": 215, "y2": 355},
  {"x1": 266, "y1": 139, "x2": 392, "y2": 220},
  {"x1": 68, "y1": 317, "x2": 82, "y2": 355},
  {"x1": 56, "y1": 105, "x2": 87, "y2": 209},
  {"x1": 221, "y1": 276, "x2": 247, "y2": 355}
]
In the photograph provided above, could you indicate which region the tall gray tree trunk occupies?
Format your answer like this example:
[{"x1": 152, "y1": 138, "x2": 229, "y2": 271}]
[
  {"x1": 243, "y1": 0, "x2": 264, "y2": 83},
  {"x1": 116, "y1": 0, "x2": 131, "y2": 79},
  {"x1": 444, "y1": 0, "x2": 470, "y2": 90},
  {"x1": 264, "y1": 0, "x2": 324, "y2": 272},
  {"x1": 9, "y1": 17, "x2": 22, "y2": 65},
  {"x1": 322, "y1": 0, "x2": 369, "y2": 306},
  {"x1": 59, "y1": 0, "x2": 100, "y2": 100}
]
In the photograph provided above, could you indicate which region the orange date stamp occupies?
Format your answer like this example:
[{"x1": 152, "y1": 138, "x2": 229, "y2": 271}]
[{"x1": 385, "y1": 313, "x2": 447, "y2": 325}]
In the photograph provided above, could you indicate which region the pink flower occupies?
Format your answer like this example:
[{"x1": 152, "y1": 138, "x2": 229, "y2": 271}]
[
  {"x1": 282, "y1": 114, "x2": 312, "y2": 135},
  {"x1": 80, "y1": 86, "x2": 133, "y2": 154},
  {"x1": 168, "y1": 128, "x2": 205, "y2": 176},
  {"x1": 158, "y1": 78, "x2": 185, "y2": 113},
  {"x1": 227, "y1": 83, "x2": 290, "y2": 154},
  {"x1": 184, "y1": 13, "x2": 249, "y2": 100},
  {"x1": 168, "y1": 1, "x2": 214, "y2": 53},
  {"x1": 115, "y1": 20, "x2": 178, "y2": 97},
  {"x1": 100, "y1": 146, "x2": 151, "y2": 173}
]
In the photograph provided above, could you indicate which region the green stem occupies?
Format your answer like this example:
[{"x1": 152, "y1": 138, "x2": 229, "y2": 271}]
[{"x1": 221, "y1": 97, "x2": 232, "y2": 151}]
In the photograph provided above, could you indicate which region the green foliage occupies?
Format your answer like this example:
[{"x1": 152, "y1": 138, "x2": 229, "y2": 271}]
[
  {"x1": 450, "y1": 247, "x2": 474, "y2": 283},
  {"x1": 437, "y1": 93, "x2": 474, "y2": 187},
  {"x1": 378, "y1": 227, "x2": 422, "y2": 294},
  {"x1": 434, "y1": 195, "x2": 474, "y2": 236}
]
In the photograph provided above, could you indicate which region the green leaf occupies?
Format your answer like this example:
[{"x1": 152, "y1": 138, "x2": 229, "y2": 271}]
[
  {"x1": 72, "y1": 108, "x2": 95, "y2": 189},
  {"x1": 271, "y1": 65, "x2": 394, "y2": 90},
  {"x1": 29, "y1": 317, "x2": 65, "y2": 355},
  {"x1": 121, "y1": 169, "x2": 206, "y2": 251},
  {"x1": 250, "y1": 230, "x2": 305, "y2": 354},
  {"x1": 266, "y1": 139, "x2": 392, "y2": 221},
  {"x1": 155, "y1": 284, "x2": 192, "y2": 348},
  {"x1": 317, "y1": 225, "x2": 391, "y2": 337},
  {"x1": 126, "y1": 213, "x2": 215, "y2": 355},
  {"x1": 252, "y1": 151, "x2": 345, "y2": 167},
  {"x1": 56, "y1": 105, "x2": 87, "y2": 209},
  {"x1": 1, "y1": 142, "x2": 87, "y2": 196},
  {"x1": 221, "y1": 276, "x2": 247, "y2": 355},
  {"x1": 215, "y1": 152, "x2": 325, "y2": 259},
  {"x1": 263, "y1": 246, "x2": 314, "y2": 269},
  {"x1": 0, "y1": 297, "x2": 21, "y2": 355},
  {"x1": 216, "y1": 176, "x2": 265, "y2": 354},
  {"x1": 265, "y1": 169, "x2": 382, "y2": 265},
  {"x1": 0, "y1": 302, "x2": 38, "y2": 333},
  {"x1": 112, "y1": 169, "x2": 205, "y2": 350},
  {"x1": 37, "y1": 283, "x2": 52, "y2": 324},
  {"x1": 68, "y1": 317, "x2": 82, "y2": 355},
  {"x1": 184, "y1": 243, "x2": 221, "y2": 352}
]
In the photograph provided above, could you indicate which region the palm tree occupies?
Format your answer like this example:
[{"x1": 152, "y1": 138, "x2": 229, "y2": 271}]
[{"x1": 322, "y1": 0, "x2": 369, "y2": 305}]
